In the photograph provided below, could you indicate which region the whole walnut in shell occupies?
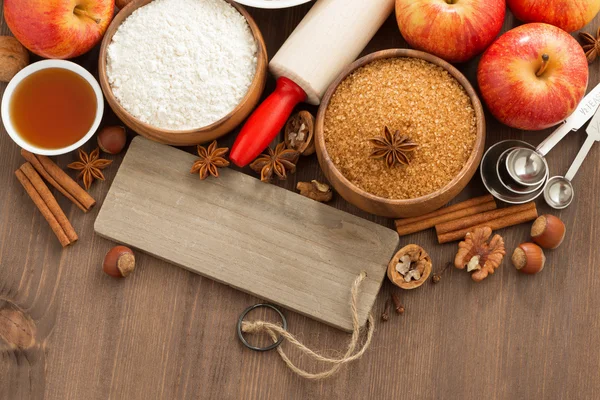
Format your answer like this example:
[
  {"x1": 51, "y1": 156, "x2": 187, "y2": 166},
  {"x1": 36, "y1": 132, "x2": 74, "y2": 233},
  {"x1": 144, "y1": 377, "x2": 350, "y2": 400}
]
[
  {"x1": 0, "y1": 36, "x2": 29, "y2": 83},
  {"x1": 455, "y1": 227, "x2": 505, "y2": 282}
]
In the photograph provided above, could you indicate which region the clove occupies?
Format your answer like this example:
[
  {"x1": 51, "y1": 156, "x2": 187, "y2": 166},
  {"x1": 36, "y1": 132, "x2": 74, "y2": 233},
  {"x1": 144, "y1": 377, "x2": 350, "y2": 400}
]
[
  {"x1": 432, "y1": 261, "x2": 452, "y2": 284},
  {"x1": 391, "y1": 293, "x2": 404, "y2": 315},
  {"x1": 381, "y1": 299, "x2": 391, "y2": 322}
]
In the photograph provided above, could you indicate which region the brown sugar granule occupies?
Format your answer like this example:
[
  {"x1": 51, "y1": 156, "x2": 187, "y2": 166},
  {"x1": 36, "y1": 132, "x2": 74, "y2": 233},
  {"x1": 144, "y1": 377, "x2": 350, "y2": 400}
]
[{"x1": 323, "y1": 58, "x2": 477, "y2": 200}]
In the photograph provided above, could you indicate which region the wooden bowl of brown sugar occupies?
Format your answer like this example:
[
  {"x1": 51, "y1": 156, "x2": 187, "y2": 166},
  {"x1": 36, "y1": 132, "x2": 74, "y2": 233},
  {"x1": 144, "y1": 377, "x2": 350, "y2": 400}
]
[
  {"x1": 98, "y1": 0, "x2": 267, "y2": 146},
  {"x1": 315, "y1": 49, "x2": 485, "y2": 218}
]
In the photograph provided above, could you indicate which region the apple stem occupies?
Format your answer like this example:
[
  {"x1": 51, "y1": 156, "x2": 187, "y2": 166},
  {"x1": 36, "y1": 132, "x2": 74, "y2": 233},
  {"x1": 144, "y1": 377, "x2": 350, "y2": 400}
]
[
  {"x1": 536, "y1": 54, "x2": 550, "y2": 77},
  {"x1": 73, "y1": 7, "x2": 101, "y2": 24}
]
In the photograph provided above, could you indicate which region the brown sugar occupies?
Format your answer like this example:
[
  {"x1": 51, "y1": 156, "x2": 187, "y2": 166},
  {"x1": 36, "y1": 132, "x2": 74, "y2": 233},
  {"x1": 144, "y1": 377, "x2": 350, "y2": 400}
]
[{"x1": 323, "y1": 57, "x2": 477, "y2": 200}]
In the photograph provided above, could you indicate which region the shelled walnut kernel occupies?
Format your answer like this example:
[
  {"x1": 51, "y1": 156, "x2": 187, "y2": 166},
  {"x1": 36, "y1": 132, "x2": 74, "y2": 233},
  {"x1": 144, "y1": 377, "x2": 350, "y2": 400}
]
[
  {"x1": 455, "y1": 227, "x2": 505, "y2": 282},
  {"x1": 297, "y1": 180, "x2": 333, "y2": 202}
]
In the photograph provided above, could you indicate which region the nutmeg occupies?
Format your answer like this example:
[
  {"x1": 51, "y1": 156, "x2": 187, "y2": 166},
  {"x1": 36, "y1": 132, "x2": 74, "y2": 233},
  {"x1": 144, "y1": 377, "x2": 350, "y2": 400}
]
[
  {"x1": 512, "y1": 243, "x2": 545, "y2": 275},
  {"x1": 98, "y1": 126, "x2": 127, "y2": 155},
  {"x1": 531, "y1": 215, "x2": 565, "y2": 249},
  {"x1": 0, "y1": 36, "x2": 29, "y2": 83},
  {"x1": 103, "y1": 246, "x2": 135, "y2": 278}
]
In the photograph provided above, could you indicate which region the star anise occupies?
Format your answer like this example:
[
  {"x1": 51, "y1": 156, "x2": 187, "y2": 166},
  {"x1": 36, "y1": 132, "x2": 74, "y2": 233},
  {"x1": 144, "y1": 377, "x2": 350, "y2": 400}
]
[
  {"x1": 580, "y1": 27, "x2": 600, "y2": 63},
  {"x1": 368, "y1": 126, "x2": 418, "y2": 168},
  {"x1": 68, "y1": 148, "x2": 112, "y2": 190},
  {"x1": 190, "y1": 140, "x2": 230, "y2": 180},
  {"x1": 249, "y1": 142, "x2": 299, "y2": 182}
]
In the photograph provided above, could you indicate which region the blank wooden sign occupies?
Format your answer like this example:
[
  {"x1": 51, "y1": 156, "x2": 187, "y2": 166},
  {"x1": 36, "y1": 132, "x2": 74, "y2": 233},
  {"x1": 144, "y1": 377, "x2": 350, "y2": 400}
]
[{"x1": 95, "y1": 137, "x2": 399, "y2": 331}]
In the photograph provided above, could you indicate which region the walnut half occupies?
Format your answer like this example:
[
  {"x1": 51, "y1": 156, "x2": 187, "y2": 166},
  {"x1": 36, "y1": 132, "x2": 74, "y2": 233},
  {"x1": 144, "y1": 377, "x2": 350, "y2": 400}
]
[
  {"x1": 455, "y1": 227, "x2": 506, "y2": 282},
  {"x1": 387, "y1": 244, "x2": 432, "y2": 289},
  {"x1": 297, "y1": 180, "x2": 333, "y2": 202},
  {"x1": 284, "y1": 111, "x2": 315, "y2": 156}
]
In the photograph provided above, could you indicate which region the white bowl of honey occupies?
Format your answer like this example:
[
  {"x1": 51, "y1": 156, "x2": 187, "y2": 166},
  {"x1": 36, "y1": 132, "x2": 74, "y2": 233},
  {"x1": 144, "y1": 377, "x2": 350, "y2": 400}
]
[{"x1": 1, "y1": 60, "x2": 104, "y2": 156}]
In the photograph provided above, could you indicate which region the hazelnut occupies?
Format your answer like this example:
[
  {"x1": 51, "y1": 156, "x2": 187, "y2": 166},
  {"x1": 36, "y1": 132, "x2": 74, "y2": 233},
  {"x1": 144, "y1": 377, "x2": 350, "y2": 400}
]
[
  {"x1": 531, "y1": 215, "x2": 565, "y2": 249},
  {"x1": 103, "y1": 246, "x2": 135, "y2": 278},
  {"x1": 512, "y1": 243, "x2": 545, "y2": 275},
  {"x1": 0, "y1": 36, "x2": 29, "y2": 83},
  {"x1": 98, "y1": 126, "x2": 127, "y2": 155}
]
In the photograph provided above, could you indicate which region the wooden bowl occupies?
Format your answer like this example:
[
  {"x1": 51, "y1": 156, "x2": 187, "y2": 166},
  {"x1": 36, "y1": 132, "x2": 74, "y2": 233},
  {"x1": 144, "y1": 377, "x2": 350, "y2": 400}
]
[
  {"x1": 315, "y1": 49, "x2": 486, "y2": 218},
  {"x1": 98, "y1": 0, "x2": 268, "y2": 146}
]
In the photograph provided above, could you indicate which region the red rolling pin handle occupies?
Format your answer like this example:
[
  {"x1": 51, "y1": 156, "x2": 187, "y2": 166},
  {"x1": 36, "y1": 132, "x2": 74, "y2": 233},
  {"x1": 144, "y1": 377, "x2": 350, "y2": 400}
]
[{"x1": 230, "y1": 77, "x2": 307, "y2": 167}]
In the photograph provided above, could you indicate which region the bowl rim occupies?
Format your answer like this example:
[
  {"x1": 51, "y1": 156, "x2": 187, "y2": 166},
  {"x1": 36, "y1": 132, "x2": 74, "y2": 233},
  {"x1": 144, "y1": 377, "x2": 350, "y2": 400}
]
[
  {"x1": 233, "y1": 0, "x2": 312, "y2": 9},
  {"x1": 315, "y1": 48, "x2": 486, "y2": 207},
  {"x1": 98, "y1": 0, "x2": 267, "y2": 139},
  {"x1": 1, "y1": 59, "x2": 104, "y2": 156}
]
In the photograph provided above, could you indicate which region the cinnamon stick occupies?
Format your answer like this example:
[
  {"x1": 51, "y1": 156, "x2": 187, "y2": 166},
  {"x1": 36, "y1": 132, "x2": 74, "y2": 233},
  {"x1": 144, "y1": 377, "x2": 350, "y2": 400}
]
[
  {"x1": 20, "y1": 163, "x2": 78, "y2": 243},
  {"x1": 435, "y1": 202, "x2": 536, "y2": 235},
  {"x1": 395, "y1": 195, "x2": 495, "y2": 228},
  {"x1": 396, "y1": 200, "x2": 497, "y2": 237},
  {"x1": 21, "y1": 149, "x2": 95, "y2": 212},
  {"x1": 437, "y1": 206, "x2": 539, "y2": 244},
  {"x1": 15, "y1": 169, "x2": 71, "y2": 247}
]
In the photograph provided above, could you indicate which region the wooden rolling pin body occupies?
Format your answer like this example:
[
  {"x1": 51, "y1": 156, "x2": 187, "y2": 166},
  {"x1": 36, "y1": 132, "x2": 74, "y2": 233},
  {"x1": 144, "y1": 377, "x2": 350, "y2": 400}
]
[{"x1": 270, "y1": 0, "x2": 395, "y2": 105}]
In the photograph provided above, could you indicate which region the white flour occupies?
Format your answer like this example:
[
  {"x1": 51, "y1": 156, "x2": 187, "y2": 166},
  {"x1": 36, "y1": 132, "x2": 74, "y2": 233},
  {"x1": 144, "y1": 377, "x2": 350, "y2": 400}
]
[{"x1": 107, "y1": 0, "x2": 257, "y2": 130}]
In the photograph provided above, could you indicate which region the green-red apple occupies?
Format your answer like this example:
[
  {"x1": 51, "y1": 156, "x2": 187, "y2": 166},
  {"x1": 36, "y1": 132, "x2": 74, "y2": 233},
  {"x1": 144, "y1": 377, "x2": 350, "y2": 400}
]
[
  {"x1": 395, "y1": 0, "x2": 506, "y2": 63},
  {"x1": 507, "y1": 0, "x2": 600, "y2": 32},
  {"x1": 4, "y1": 0, "x2": 114, "y2": 59},
  {"x1": 478, "y1": 23, "x2": 588, "y2": 131}
]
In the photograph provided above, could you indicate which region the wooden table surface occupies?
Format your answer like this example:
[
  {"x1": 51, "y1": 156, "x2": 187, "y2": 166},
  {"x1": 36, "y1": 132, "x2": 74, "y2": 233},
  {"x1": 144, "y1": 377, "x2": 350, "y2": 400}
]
[{"x1": 2, "y1": 4, "x2": 600, "y2": 400}]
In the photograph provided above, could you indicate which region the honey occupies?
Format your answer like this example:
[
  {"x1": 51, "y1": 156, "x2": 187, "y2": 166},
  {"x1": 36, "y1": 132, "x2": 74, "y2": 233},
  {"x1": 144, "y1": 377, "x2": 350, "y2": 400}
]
[{"x1": 10, "y1": 68, "x2": 97, "y2": 150}]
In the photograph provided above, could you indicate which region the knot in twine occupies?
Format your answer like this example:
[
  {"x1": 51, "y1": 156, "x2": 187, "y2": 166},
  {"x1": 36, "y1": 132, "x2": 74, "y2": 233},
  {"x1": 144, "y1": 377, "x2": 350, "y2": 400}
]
[{"x1": 241, "y1": 271, "x2": 375, "y2": 380}]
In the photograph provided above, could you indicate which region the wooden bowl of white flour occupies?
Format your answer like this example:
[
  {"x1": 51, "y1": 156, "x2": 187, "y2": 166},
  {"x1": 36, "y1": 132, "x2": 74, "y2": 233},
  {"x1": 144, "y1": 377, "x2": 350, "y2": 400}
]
[{"x1": 98, "y1": 0, "x2": 267, "y2": 146}]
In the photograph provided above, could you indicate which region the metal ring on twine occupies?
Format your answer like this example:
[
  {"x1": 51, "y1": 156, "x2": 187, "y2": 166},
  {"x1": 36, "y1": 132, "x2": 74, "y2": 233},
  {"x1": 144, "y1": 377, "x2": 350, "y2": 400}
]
[{"x1": 237, "y1": 303, "x2": 288, "y2": 352}]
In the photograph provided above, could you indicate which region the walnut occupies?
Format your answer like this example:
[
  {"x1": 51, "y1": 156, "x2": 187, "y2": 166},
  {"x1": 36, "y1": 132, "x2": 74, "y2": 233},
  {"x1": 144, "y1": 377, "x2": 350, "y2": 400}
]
[
  {"x1": 387, "y1": 244, "x2": 432, "y2": 289},
  {"x1": 455, "y1": 227, "x2": 506, "y2": 282},
  {"x1": 395, "y1": 255, "x2": 411, "y2": 275},
  {"x1": 297, "y1": 180, "x2": 333, "y2": 202},
  {"x1": 284, "y1": 111, "x2": 315, "y2": 156},
  {"x1": 0, "y1": 36, "x2": 29, "y2": 83}
]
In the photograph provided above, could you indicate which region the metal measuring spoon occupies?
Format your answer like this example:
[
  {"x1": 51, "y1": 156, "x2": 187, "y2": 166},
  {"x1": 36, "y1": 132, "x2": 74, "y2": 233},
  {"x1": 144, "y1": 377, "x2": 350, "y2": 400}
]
[
  {"x1": 544, "y1": 106, "x2": 600, "y2": 209},
  {"x1": 497, "y1": 148, "x2": 546, "y2": 194},
  {"x1": 481, "y1": 140, "x2": 546, "y2": 204},
  {"x1": 506, "y1": 83, "x2": 600, "y2": 186}
]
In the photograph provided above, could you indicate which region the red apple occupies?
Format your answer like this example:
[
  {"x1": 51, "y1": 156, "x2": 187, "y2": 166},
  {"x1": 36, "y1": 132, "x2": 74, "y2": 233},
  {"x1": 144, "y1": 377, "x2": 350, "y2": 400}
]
[
  {"x1": 507, "y1": 0, "x2": 600, "y2": 33},
  {"x1": 4, "y1": 0, "x2": 114, "y2": 59},
  {"x1": 478, "y1": 23, "x2": 588, "y2": 131},
  {"x1": 395, "y1": 0, "x2": 506, "y2": 63}
]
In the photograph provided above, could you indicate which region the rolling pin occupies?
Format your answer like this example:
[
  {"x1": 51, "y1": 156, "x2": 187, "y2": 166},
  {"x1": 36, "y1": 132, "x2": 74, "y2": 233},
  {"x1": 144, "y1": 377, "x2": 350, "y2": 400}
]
[{"x1": 230, "y1": 0, "x2": 395, "y2": 167}]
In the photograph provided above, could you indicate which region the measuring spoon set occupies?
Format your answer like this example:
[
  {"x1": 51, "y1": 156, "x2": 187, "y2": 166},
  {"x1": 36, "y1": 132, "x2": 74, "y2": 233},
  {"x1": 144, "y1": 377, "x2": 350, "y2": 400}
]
[{"x1": 481, "y1": 83, "x2": 600, "y2": 209}]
